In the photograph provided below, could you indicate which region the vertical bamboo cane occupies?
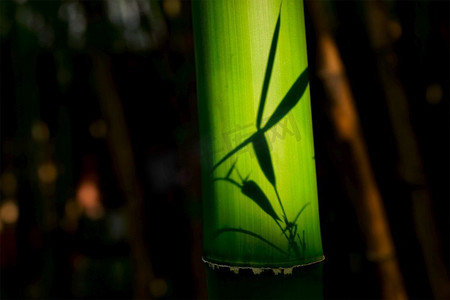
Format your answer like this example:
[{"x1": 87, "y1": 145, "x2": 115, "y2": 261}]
[
  {"x1": 91, "y1": 52, "x2": 155, "y2": 299},
  {"x1": 306, "y1": 1, "x2": 407, "y2": 299},
  {"x1": 365, "y1": 2, "x2": 449, "y2": 298},
  {"x1": 193, "y1": 0, "x2": 323, "y2": 271}
]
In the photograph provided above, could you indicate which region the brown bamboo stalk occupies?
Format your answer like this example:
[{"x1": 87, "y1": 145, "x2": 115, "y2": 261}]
[
  {"x1": 306, "y1": 1, "x2": 407, "y2": 299},
  {"x1": 91, "y1": 52, "x2": 155, "y2": 299},
  {"x1": 365, "y1": 2, "x2": 449, "y2": 299}
]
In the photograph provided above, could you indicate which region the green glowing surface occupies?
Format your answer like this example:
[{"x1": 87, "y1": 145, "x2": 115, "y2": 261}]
[{"x1": 193, "y1": 0, "x2": 323, "y2": 267}]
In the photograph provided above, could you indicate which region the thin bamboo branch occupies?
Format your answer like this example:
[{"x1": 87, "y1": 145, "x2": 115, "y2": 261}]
[
  {"x1": 306, "y1": 1, "x2": 407, "y2": 299},
  {"x1": 365, "y1": 2, "x2": 450, "y2": 298},
  {"x1": 91, "y1": 52, "x2": 155, "y2": 299}
]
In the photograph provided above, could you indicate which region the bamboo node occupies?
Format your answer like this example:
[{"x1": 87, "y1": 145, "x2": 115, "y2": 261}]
[{"x1": 202, "y1": 256, "x2": 325, "y2": 275}]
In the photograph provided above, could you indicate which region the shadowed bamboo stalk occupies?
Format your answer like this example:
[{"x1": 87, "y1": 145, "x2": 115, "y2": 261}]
[
  {"x1": 306, "y1": 1, "x2": 407, "y2": 299},
  {"x1": 91, "y1": 52, "x2": 155, "y2": 299},
  {"x1": 365, "y1": 2, "x2": 449, "y2": 298}
]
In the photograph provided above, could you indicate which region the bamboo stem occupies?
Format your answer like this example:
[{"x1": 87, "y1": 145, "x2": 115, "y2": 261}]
[
  {"x1": 365, "y1": 2, "x2": 450, "y2": 298},
  {"x1": 91, "y1": 52, "x2": 155, "y2": 299},
  {"x1": 193, "y1": 0, "x2": 323, "y2": 268},
  {"x1": 306, "y1": 1, "x2": 407, "y2": 299}
]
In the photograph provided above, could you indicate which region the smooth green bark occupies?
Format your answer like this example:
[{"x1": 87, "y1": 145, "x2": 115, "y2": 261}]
[{"x1": 193, "y1": 0, "x2": 323, "y2": 268}]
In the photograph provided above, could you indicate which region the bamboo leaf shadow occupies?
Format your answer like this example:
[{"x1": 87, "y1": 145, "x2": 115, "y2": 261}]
[
  {"x1": 252, "y1": 131, "x2": 276, "y2": 186},
  {"x1": 262, "y1": 68, "x2": 309, "y2": 131},
  {"x1": 211, "y1": 0, "x2": 308, "y2": 174},
  {"x1": 253, "y1": 7, "x2": 280, "y2": 188},
  {"x1": 241, "y1": 180, "x2": 280, "y2": 221},
  {"x1": 211, "y1": 133, "x2": 256, "y2": 173},
  {"x1": 293, "y1": 202, "x2": 310, "y2": 224},
  {"x1": 211, "y1": 68, "x2": 309, "y2": 173},
  {"x1": 213, "y1": 175, "x2": 280, "y2": 222},
  {"x1": 256, "y1": 8, "x2": 281, "y2": 130},
  {"x1": 226, "y1": 160, "x2": 237, "y2": 178},
  {"x1": 214, "y1": 227, "x2": 288, "y2": 256}
]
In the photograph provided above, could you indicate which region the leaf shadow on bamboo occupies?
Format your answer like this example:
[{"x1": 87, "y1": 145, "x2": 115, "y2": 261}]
[{"x1": 210, "y1": 5, "x2": 311, "y2": 260}]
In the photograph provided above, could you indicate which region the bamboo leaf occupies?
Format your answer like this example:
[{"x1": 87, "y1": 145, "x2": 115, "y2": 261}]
[
  {"x1": 252, "y1": 131, "x2": 276, "y2": 186},
  {"x1": 215, "y1": 227, "x2": 288, "y2": 256},
  {"x1": 263, "y1": 68, "x2": 309, "y2": 131},
  {"x1": 293, "y1": 202, "x2": 310, "y2": 224},
  {"x1": 256, "y1": 8, "x2": 281, "y2": 130},
  {"x1": 241, "y1": 180, "x2": 280, "y2": 221}
]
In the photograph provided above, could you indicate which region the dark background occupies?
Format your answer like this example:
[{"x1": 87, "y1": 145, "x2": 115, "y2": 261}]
[{"x1": 0, "y1": 0, "x2": 448, "y2": 299}]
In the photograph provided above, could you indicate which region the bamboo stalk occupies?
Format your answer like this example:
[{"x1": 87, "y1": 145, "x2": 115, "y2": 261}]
[
  {"x1": 306, "y1": 1, "x2": 407, "y2": 299},
  {"x1": 193, "y1": 0, "x2": 323, "y2": 269},
  {"x1": 91, "y1": 52, "x2": 155, "y2": 299},
  {"x1": 365, "y1": 2, "x2": 449, "y2": 298}
]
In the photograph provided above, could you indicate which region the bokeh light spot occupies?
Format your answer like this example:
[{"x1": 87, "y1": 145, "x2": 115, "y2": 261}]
[
  {"x1": 163, "y1": 0, "x2": 181, "y2": 19},
  {"x1": 0, "y1": 200, "x2": 19, "y2": 225},
  {"x1": 76, "y1": 181, "x2": 104, "y2": 220},
  {"x1": 149, "y1": 278, "x2": 168, "y2": 298},
  {"x1": 38, "y1": 162, "x2": 58, "y2": 183},
  {"x1": 388, "y1": 20, "x2": 402, "y2": 41},
  {"x1": 32, "y1": 120, "x2": 50, "y2": 142}
]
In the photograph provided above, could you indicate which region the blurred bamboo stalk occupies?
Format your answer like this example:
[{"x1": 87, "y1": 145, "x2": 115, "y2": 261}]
[
  {"x1": 91, "y1": 52, "x2": 155, "y2": 299},
  {"x1": 306, "y1": 1, "x2": 407, "y2": 299},
  {"x1": 365, "y1": 2, "x2": 449, "y2": 299}
]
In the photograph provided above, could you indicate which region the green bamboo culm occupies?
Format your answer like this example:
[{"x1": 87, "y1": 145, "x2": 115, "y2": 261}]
[{"x1": 193, "y1": 0, "x2": 323, "y2": 270}]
